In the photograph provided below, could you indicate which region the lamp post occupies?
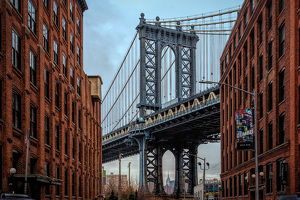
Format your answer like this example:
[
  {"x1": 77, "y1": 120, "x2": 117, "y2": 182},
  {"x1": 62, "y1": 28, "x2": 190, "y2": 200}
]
[
  {"x1": 182, "y1": 152, "x2": 209, "y2": 200},
  {"x1": 198, "y1": 158, "x2": 209, "y2": 200},
  {"x1": 199, "y1": 81, "x2": 259, "y2": 200},
  {"x1": 128, "y1": 162, "x2": 131, "y2": 189},
  {"x1": 118, "y1": 153, "x2": 123, "y2": 200}
]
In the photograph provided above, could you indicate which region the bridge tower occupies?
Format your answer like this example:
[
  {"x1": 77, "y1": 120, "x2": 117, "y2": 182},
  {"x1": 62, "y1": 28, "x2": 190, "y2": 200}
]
[
  {"x1": 136, "y1": 13, "x2": 199, "y2": 117},
  {"x1": 134, "y1": 13, "x2": 200, "y2": 196}
]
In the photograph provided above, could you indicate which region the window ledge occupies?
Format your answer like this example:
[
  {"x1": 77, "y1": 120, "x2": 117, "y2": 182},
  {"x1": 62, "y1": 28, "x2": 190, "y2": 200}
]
[
  {"x1": 278, "y1": 100, "x2": 285, "y2": 106},
  {"x1": 278, "y1": 53, "x2": 285, "y2": 62},
  {"x1": 12, "y1": 66, "x2": 23, "y2": 78},
  {"x1": 30, "y1": 82, "x2": 39, "y2": 93}
]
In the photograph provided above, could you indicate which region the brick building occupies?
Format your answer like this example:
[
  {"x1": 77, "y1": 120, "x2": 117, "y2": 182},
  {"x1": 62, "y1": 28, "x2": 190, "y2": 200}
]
[
  {"x1": 104, "y1": 173, "x2": 128, "y2": 194},
  {"x1": 220, "y1": 0, "x2": 300, "y2": 199},
  {"x1": 0, "y1": 0, "x2": 103, "y2": 199}
]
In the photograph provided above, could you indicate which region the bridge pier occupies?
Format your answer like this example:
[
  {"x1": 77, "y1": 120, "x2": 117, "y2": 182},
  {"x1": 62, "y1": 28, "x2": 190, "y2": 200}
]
[{"x1": 131, "y1": 133, "x2": 149, "y2": 193}]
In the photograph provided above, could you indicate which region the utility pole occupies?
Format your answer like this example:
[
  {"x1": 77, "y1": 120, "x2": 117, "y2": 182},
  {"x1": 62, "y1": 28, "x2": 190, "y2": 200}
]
[
  {"x1": 118, "y1": 153, "x2": 122, "y2": 200},
  {"x1": 128, "y1": 162, "x2": 131, "y2": 188}
]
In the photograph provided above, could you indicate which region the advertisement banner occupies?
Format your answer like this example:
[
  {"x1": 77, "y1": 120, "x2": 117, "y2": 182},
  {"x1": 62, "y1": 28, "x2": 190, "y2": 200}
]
[
  {"x1": 236, "y1": 108, "x2": 254, "y2": 150},
  {"x1": 103, "y1": 169, "x2": 106, "y2": 185}
]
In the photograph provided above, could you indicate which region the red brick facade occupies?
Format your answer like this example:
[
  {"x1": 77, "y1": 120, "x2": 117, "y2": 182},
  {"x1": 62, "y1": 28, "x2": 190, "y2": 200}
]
[
  {"x1": 0, "y1": 0, "x2": 103, "y2": 199},
  {"x1": 220, "y1": 0, "x2": 300, "y2": 199}
]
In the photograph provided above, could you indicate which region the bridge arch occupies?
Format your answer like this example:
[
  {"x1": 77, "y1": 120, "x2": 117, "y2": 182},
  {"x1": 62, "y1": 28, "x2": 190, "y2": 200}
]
[{"x1": 162, "y1": 150, "x2": 176, "y2": 194}]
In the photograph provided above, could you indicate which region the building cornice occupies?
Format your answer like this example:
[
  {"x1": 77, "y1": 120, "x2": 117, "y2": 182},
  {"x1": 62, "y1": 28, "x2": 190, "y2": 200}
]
[{"x1": 76, "y1": 0, "x2": 88, "y2": 13}]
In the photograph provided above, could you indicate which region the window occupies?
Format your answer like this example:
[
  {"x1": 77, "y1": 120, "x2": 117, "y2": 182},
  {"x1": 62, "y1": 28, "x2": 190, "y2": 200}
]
[
  {"x1": 0, "y1": 80, "x2": 2, "y2": 118},
  {"x1": 268, "y1": 3, "x2": 272, "y2": 31},
  {"x1": 72, "y1": 137, "x2": 75, "y2": 159},
  {"x1": 238, "y1": 54, "x2": 241, "y2": 76},
  {"x1": 30, "y1": 105, "x2": 37, "y2": 138},
  {"x1": 76, "y1": 17, "x2": 80, "y2": 35},
  {"x1": 64, "y1": 92, "x2": 68, "y2": 116},
  {"x1": 28, "y1": 0, "x2": 36, "y2": 33},
  {"x1": 259, "y1": 92, "x2": 263, "y2": 119},
  {"x1": 266, "y1": 163, "x2": 273, "y2": 193},
  {"x1": 78, "y1": 174, "x2": 82, "y2": 197},
  {"x1": 72, "y1": 172, "x2": 75, "y2": 196},
  {"x1": 244, "y1": 43, "x2": 248, "y2": 67},
  {"x1": 268, "y1": 41, "x2": 273, "y2": 70},
  {"x1": 70, "y1": 1, "x2": 74, "y2": 22},
  {"x1": 259, "y1": 54, "x2": 263, "y2": 81},
  {"x1": 70, "y1": 33, "x2": 74, "y2": 54},
  {"x1": 77, "y1": 77, "x2": 80, "y2": 96},
  {"x1": 55, "y1": 80, "x2": 59, "y2": 108},
  {"x1": 43, "y1": 0, "x2": 48, "y2": 9},
  {"x1": 12, "y1": 30, "x2": 21, "y2": 70},
  {"x1": 62, "y1": 17, "x2": 66, "y2": 41},
  {"x1": 244, "y1": 172, "x2": 248, "y2": 195},
  {"x1": 63, "y1": 53, "x2": 67, "y2": 77},
  {"x1": 279, "y1": 23, "x2": 285, "y2": 57},
  {"x1": 268, "y1": 81, "x2": 273, "y2": 112},
  {"x1": 10, "y1": 0, "x2": 20, "y2": 12},
  {"x1": 77, "y1": 45, "x2": 80, "y2": 65},
  {"x1": 238, "y1": 174, "x2": 242, "y2": 196},
  {"x1": 250, "y1": 31, "x2": 254, "y2": 57},
  {"x1": 78, "y1": 141, "x2": 81, "y2": 162},
  {"x1": 53, "y1": 0, "x2": 58, "y2": 26},
  {"x1": 78, "y1": 108, "x2": 81, "y2": 130},
  {"x1": 259, "y1": 129, "x2": 263, "y2": 154},
  {"x1": 12, "y1": 91, "x2": 21, "y2": 129},
  {"x1": 244, "y1": 10, "x2": 248, "y2": 28},
  {"x1": 244, "y1": 76, "x2": 248, "y2": 99},
  {"x1": 279, "y1": 68, "x2": 285, "y2": 102},
  {"x1": 53, "y1": 40, "x2": 58, "y2": 65},
  {"x1": 45, "y1": 162, "x2": 50, "y2": 194},
  {"x1": 45, "y1": 115, "x2": 49, "y2": 145},
  {"x1": 268, "y1": 122, "x2": 273, "y2": 150},
  {"x1": 29, "y1": 51, "x2": 36, "y2": 85},
  {"x1": 251, "y1": 65, "x2": 255, "y2": 91},
  {"x1": 238, "y1": 23, "x2": 241, "y2": 40},
  {"x1": 64, "y1": 169, "x2": 68, "y2": 195},
  {"x1": 56, "y1": 166, "x2": 60, "y2": 195},
  {"x1": 250, "y1": 0, "x2": 254, "y2": 13},
  {"x1": 233, "y1": 34, "x2": 236, "y2": 49},
  {"x1": 65, "y1": 131, "x2": 68, "y2": 155},
  {"x1": 259, "y1": 18, "x2": 263, "y2": 45},
  {"x1": 55, "y1": 124, "x2": 59, "y2": 151},
  {"x1": 72, "y1": 101, "x2": 75, "y2": 123},
  {"x1": 279, "y1": 113, "x2": 285, "y2": 144},
  {"x1": 44, "y1": 68, "x2": 50, "y2": 99},
  {"x1": 45, "y1": 162, "x2": 50, "y2": 176},
  {"x1": 276, "y1": 159, "x2": 286, "y2": 192},
  {"x1": 43, "y1": 23, "x2": 49, "y2": 52},
  {"x1": 279, "y1": 0, "x2": 284, "y2": 14},
  {"x1": 70, "y1": 67, "x2": 74, "y2": 87}
]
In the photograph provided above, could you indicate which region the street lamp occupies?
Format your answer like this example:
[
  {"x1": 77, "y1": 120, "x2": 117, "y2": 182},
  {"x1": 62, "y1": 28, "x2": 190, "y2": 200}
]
[
  {"x1": 182, "y1": 152, "x2": 209, "y2": 200},
  {"x1": 118, "y1": 153, "x2": 123, "y2": 200},
  {"x1": 199, "y1": 81, "x2": 259, "y2": 200},
  {"x1": 198, "y1": 158, "x2": 209, "y2": 200}
]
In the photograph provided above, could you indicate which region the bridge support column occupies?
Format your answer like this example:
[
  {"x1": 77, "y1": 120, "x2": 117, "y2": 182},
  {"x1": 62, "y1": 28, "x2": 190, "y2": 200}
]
[
  {"x1": 146, "y1": 145, "x2": 164, "y2": 194},
  {"x1": 173, "y1": 144, "x2": 199, "y2": 196},
  {"x1": 174, "y1": 145, "x2": 184, "y2": 196},
  {"x1": 133, "y1": 134, "x2": 149, "y2": 193}
]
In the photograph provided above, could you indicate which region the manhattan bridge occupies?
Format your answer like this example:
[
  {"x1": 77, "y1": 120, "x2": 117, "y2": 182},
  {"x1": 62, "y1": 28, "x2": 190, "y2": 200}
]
[{"x1": 101, "y1": 6, "x2": 239, "y2": 197}]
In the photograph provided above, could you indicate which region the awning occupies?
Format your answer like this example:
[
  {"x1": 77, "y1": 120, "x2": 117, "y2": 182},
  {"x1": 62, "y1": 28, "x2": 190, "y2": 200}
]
[{"x1": 12, "y1": 174, "x2": 62, "y2": 185}]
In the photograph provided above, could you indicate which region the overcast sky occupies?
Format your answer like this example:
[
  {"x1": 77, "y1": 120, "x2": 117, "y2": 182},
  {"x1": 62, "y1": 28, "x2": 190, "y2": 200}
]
[{"x1": 83, "y1": 0, "x2": 243, "y2": 186}]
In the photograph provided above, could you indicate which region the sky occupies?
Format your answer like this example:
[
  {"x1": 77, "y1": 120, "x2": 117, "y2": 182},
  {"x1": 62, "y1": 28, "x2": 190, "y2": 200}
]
[{"x1": 83, "y1": 0, "x2": 244, "y2": 187}]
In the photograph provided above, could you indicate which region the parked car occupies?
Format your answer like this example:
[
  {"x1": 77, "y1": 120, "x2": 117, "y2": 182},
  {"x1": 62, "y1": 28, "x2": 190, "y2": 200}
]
[
  {"x1": 277, "y1": 195, "x2": 300, "y2": 200},
  {"x1": 0, "y1": 193, "x2": 34, "y2": 199}
]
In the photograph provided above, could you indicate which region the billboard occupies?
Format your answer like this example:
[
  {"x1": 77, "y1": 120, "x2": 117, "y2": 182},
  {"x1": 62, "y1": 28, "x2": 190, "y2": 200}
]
[
  {"x1": 103, "y1": 169, "x2": 106, "y2": 185},
  {"x1": 236, "y1": 108, "x2": 254, "y2": 150}
]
